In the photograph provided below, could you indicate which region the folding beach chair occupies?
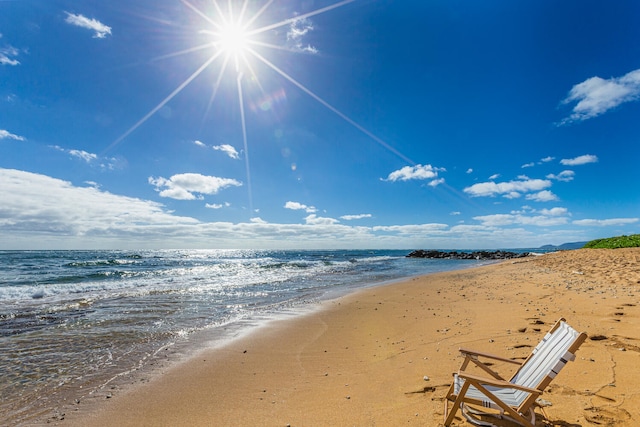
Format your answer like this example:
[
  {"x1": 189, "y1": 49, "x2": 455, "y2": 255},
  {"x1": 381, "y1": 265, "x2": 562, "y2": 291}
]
[{"x1": 444, "y1": 318, "x2": 587, "y2": 427}]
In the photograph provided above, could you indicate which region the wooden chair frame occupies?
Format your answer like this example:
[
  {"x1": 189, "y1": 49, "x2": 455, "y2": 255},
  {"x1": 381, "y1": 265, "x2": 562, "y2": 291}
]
[{"x1": 443, "y1": 318, "x2": 587, "y2": 427}]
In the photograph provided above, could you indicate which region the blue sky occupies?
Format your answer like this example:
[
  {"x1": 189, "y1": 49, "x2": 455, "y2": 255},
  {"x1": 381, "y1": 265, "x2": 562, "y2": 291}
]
[{"x1": 1, "y1": 0, "x2": 639, "y2": 249}]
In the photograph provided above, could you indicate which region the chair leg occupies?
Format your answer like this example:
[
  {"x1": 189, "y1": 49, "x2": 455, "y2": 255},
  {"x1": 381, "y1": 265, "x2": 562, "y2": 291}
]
[{"x1": 444, "y1": 381, "x2": 470, "y2": 426}]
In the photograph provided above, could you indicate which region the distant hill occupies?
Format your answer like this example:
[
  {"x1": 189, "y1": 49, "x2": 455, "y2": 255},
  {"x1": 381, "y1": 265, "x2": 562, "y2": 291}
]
[{"x1": 538, "y1": 241, "x2": 587, "y2": 250}]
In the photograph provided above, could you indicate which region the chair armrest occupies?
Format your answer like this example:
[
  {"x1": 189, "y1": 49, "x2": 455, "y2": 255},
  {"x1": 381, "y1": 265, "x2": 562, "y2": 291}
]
[
  {"x1": 459, "y1": 347, "x2": 522, "y2": 365},
  {"x1": 457, "y1": 371, "x2": 541, "y2": 395}
]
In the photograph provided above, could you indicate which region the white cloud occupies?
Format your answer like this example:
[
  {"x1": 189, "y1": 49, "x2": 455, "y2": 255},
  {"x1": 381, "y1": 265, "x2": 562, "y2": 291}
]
[
  {"x1": 149, "y1": 173, "x2": 242, "y2": 200},
  {"x1": 521, "y1": 162, "x2": 535, "y2": 168},
  {"x1": 51, "y1": 145, "x2": 104, "y2": 164},
  {"x1": 340, "y1": 214, "x2": 372, "y2": 220},
  {"x1": 383, "y1": 164, "x2": 445, "y2": 182},
  {"x1": 65, "y1": 12, "x2": 112, "y2": 39},
  {"x1": 287, "y1": 16, "x2": 318, "y2": 54},
  {"x1": 466, "y1": 168, "x2": 473, "y2": 174},
  {"x1": 0, "y1": 129, "x2": 25, "y2": 141},
  {"x1": 0, "y1": 42, "x2": 20, "y2": 66},
  {"x1": 0, "y1": 168, "x2": 199, "y2": 239},
  {"x1": 474, "y1": 208, "x2": 570, "y2": 227},
  {"x1": 372, "y1": 223, "x2": 449, "y2": 235},
  {"x1": 1, "y1": 168, "x2": 635, "y2": 250},
  {"x1": 573, "y1": 218, "x2": 639, "y2": 227},
  {"x1": 428, "y1": 178, "x2": 445, "y2": 187},
  {"x1": 541, "y1": 156, "x2": 555, "y2": 163},
  {"x1": 526, "y1": 190, "x2": 559, "y2": 202},
  {"x1": 560, "y1": 69, "x2": 640, "y2": 124},
  {"x1": 69, "y1": 149, "x2": 98, "y2": 163},
  {"x1": 194, "y1": 140, "x2": 206, "y2": 147},
  {"x1": 464, "y1": 178, "x2": 552, "y2": 198},
  {"x1": 488, "y1": 174, "x2": 500, "y2": 180},
  {"x1": 546, "y1": 170, "x2": 575, "y2": 182},
  {"x1": 539, "y1": 207, "x2": 568, "y2": 216},
  {"x1": 304, "y1": 214, "x2": 339, "y2": 225},
  {"x1": 205, "y1": 202, "x2": 230, "y2": 209},
  {"x1": 450, "y1": 211, "x2": 461, "y2": 216},
  {"x1": 284, "y1": 201, "x2": 317, "y2": 213},
  {"x1": 560, "y1": 154, "x2": 598, "y2": 166},
  {"x1": 212, "y1": 144, "x2": 239, "y2": 159}
]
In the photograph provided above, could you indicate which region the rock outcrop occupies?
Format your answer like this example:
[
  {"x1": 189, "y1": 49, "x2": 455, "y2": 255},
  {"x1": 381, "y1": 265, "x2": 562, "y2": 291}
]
[{"x1": 406, "y1": 250, "x2": 529, "y2": 260}]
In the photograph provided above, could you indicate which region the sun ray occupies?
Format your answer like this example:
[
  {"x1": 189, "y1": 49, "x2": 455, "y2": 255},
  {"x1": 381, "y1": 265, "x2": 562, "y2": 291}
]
[
  {"x1": 239, "y1": 52, "x2": 268, "y2": 98},
  {"x1": 212, "y1": 0, "x2": 229, "y2": 26},
  {"x1": 236, "y1": 72, "x2": 253, "y2": 213},
  {"x1": 247, "y1": 0, "x2": 356, "y2": 37},
  {"x1": 200, "y1": 53, "x2": 231, "y2": 131},
  {"x1": 243, "y1": 0, "x2": 275, "y2": 30},
  {"x1": 181, "y1": 0, "x2": 223, "y2": 30},
  {"x1": 106, "y1": 51, "x2": 223, "y2": 153},
  {"x1": 247, "y1": 39, "x2": 311, "y2": 54},
  {"x1": 237, "y1": 0, "x2": 250, "y2": 25},
  {"x1": 247, "y1": 47, "x2": 415, "y2": 165},
  {"x1": 107, "y1": 0, "x2": 413, "y2": 218},
  {"x1": 151, "y1": 42, "x2": 214, "y2": 62}
]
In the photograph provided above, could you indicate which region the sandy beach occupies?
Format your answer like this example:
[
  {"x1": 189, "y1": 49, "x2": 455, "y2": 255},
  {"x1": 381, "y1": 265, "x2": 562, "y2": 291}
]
[{"x1": 62, "y1": 248, "x2": 640, "y2": 426}]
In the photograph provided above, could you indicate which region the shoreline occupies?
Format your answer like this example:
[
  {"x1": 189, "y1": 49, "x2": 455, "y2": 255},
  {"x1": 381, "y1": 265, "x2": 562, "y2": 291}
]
[{"x1": 57, "y1": 249, "x2": 640, "y2": 425}]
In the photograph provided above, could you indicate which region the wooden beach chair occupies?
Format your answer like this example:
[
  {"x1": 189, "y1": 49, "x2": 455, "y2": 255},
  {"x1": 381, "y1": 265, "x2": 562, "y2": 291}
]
[{"x1": 443, "y1": 318, "x2": 587, "y2": 427}]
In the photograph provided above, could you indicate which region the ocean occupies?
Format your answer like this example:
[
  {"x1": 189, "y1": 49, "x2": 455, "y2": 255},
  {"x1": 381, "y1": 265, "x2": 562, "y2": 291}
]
[{"x1": 0, "y1": 249, "x2": 502, "y2": 424}]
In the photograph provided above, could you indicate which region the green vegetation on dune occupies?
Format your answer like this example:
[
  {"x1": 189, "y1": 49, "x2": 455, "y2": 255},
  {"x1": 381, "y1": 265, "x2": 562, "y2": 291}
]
[{"x1": 584, "y1": 234, "x2": 640, "y2": 249}]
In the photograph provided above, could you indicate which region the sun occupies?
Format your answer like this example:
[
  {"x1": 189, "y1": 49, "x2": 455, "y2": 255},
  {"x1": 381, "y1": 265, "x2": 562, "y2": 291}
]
[
  {"x1": 108, "y1": 0, "x2": 411, "y2": 213},
  {"x1": 217, "y1": 22, "x2": 250, "y2": 55}
]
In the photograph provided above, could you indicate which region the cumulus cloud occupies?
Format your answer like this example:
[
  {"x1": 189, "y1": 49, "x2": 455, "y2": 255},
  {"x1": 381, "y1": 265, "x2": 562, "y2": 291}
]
[
  {"x1": 521, "y1": 162, "x2": 535, "y2": 168},
  {"x1": 284, "y1": 201, "x2": 317, "y2": 213},
  {"x1": 304, "y1": 214, "x2": 339, "y2": 225},
  {"x1": 466, "y1": 168, "x2": 473, "y2": 174},
  {"x1": 573, "y1": 218, "x2": 639, "y2": 227},
  {"x1": 0, "y1": 40, "x2": 20, "y2": 66},
  {"x1": 474, "y1": 207, "x2": 570, "y2": 227},
  {"x1": 546, "y1": 170, "x2": 575, "y2": 182},
  {"x1": 193, "y1": 140, "x2": 206, "y2": 147},
  {"x1": 69, "y1": 149, "x2": 98, "y2": 163},
  {"x1": 0, "y1": 168, "x2": 198, "y2": 238},
  {"x1": 205, "y1": 202, "x2": 231, "y2": 209},
  {"x1": 213, "y1": 144, "x2": 239, "y2": 159},
  {"x1": 560, "y1": 154, "x2": 598, "y2": 166},
  {"x1": 65, "y1": 12, "x2": 112, "y2": 38},
  {"x1": 340, "y1": 214, "x2": 372, "y2": 220},
  {"x1": 541, "y1": 156, "x2": 555, "y2": 163},
  {"x1": 428, "y1": 178, "x2": 445, "y2": 187},
  {"x1": 149, "y1": 173, "x2": 242, "y2": 200},
  {"x1": 464, "y1": 178, "x2": 552, "y2": 199},
  {"x1": 526, "y1": 190, "x2": 559, "y2": 202},
  {"x1": 0, "y1": 129, "x2": 25, "y2": 141},
  {"x1": 287, "y1": 16, "x2": 318, "y2": 54},
  {"x1": 51, "y1": 145, "x2": 107, "y2": 165},
  {"x1": 383, "y1": 164, "x2": 445, "y2": 184},
  {"x1": 560, "y1": 69, "x2": 640, "y2": 124}
]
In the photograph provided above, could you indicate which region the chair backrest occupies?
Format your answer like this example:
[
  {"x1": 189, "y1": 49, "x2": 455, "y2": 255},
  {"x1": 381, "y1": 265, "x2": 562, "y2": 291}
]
[{"x1": 510, "y1": 319, "x2": 586, "y2": 405}]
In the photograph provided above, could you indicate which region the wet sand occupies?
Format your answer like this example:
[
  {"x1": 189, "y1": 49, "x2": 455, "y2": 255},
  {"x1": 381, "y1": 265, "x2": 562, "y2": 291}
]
[{"x1": 62, "y1": 248, "x2": 640, "y2": 426}]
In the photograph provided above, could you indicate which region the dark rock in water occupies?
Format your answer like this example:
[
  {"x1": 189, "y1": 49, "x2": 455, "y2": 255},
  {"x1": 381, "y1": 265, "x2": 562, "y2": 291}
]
[{"x1": 406, "y1": 250, "x2": 529, "y2": 260}]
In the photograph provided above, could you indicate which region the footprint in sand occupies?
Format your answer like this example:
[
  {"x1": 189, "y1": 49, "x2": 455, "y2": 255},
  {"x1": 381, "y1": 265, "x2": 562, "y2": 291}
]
[{"x1": 583, "y1": 406, "x2": 631, "y2": 426}]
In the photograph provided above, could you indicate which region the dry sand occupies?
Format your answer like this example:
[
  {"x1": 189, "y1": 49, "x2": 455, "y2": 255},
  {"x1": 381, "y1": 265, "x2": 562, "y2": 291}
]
[{"x1": 62, "y1": 248, "x2": 640, "y2": 426}]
